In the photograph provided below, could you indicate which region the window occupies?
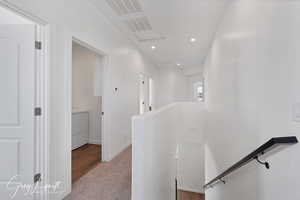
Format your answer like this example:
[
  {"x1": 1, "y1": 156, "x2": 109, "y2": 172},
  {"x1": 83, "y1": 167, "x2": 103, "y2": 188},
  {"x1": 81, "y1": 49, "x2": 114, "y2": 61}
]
[{"x1": 194, "y1": 82, "x2": 204, "y2": 102}]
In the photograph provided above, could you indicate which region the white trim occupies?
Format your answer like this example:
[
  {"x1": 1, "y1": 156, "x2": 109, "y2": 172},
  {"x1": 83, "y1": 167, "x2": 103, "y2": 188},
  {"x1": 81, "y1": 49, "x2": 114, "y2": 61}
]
[
  {"x1": 35, "y1": 24, "x2": 51, "y2": 200},
  {"x1": 64, "y1": 32, "x2": 73, "y2": 200},
  {"x1": 0, "y1": 1, "x2": 47, "y2": 25},
  {"x1": 72, "y1": 37, "x2": 106, "y2": 57},
  {"x1": 42, "y1": 25, "x2": 51, "y2": 200},
  {"x1": 101, "y1": 54, "x2": 110, "y2": 161},
  {"x1": 88, "y1": 140, "x2": 102, "y2": 145}
]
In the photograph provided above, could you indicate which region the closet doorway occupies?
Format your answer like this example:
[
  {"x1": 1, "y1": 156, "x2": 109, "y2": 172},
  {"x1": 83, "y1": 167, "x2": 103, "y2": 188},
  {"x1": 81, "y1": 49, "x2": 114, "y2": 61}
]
[{"x1": 71, "y1": 40, "x2": 104, "y2": 183}]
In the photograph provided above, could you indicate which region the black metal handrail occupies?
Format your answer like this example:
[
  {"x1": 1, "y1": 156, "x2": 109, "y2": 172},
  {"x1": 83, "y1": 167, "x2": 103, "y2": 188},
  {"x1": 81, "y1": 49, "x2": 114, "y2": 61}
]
[{"x1": 204, "y1": 136, "x2": 298, "y2": 189}]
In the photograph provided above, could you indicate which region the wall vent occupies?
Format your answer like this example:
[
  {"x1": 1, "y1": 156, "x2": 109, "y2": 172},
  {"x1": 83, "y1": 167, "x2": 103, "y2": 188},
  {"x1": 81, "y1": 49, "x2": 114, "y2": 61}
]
[
  {"x1": 124, "y1": 17, "x2": 152, "y2": 32},
  {"x1": 105, "y1": 0, "x2": 142, "y2": 16}
]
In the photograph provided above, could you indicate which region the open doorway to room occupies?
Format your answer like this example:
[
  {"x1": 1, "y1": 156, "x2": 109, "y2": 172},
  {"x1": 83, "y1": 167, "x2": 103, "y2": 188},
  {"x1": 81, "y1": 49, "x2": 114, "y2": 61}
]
[{"x1": 71, "y1": 40, "x2": 104, "y2": 183}]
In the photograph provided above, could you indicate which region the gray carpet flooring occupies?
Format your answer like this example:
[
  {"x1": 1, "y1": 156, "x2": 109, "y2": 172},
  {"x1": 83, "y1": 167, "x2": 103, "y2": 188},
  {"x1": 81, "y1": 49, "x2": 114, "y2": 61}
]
[{"x1": 65, "y1": 146, "x2": 132, "y2": 200}]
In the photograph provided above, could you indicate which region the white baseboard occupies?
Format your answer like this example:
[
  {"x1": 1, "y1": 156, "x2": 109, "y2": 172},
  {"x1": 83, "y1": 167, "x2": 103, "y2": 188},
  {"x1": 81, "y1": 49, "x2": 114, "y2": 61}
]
[{"x1": 88, "y1": 139, "x2": 101, "y2": 145}]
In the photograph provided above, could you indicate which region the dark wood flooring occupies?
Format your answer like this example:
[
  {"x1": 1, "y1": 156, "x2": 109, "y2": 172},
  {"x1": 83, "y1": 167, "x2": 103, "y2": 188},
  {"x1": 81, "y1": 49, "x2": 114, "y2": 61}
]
[
  {"x1": 178, "y1": 190, "x2": 205, "y2": 200},
  {"x1": 72, "y1": 144, "x2": 101, "y2": 183}
]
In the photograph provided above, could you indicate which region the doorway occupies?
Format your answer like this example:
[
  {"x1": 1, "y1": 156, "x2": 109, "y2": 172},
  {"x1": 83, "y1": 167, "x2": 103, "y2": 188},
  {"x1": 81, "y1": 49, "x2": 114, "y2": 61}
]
[{"x1": 71, "y1": 40, "x2": 104, "y2": 183}]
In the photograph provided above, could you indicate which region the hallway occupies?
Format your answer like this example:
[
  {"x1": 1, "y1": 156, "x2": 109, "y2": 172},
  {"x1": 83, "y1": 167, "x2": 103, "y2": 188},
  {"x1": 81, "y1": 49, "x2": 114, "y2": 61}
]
[
  {"x1": 1, "y1": 0, "x2": 300, "y2": 199},
  {"x1": 65, "y1": 147, "x2": 132, "y2": 200}
]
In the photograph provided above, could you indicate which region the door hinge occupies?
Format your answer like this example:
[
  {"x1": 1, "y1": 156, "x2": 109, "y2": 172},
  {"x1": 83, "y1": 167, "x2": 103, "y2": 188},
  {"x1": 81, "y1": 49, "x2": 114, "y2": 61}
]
[
  {"x1": 35, "y1": 41, "x2": 42, "y2": 50},
  {"x1": 34, "y1": 173, "x2": 42, "y2": 184},
  {"x1": 35, "y1": 107, "x2": 42, "y2": 116}
]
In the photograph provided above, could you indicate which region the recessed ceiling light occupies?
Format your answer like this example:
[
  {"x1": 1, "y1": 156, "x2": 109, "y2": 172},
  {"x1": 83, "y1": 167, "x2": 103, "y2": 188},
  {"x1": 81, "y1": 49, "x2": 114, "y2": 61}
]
[
  {"x1": 151, "y1": 46, "x2": 156, "y2": 50},
  {"x1": 176, "y1": 63, "x2": 181, "y2": 67},
  {"x1": 190, "y1": 37, "x2": 196, "y2": 43}
]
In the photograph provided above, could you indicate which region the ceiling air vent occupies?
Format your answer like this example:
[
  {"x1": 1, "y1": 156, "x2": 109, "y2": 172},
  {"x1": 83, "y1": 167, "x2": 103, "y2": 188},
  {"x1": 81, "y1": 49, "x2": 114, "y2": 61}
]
[
  {"x1": 124, "y1": 17, "x2": 152, "y2": 32},
  {"x1": 135, "y1": 32, "x2": 166, "y2": 43},
  {"x1": 137, "y1": 36, "x2": 167, "y2": 43},
  {"x1": 105, "y1": 0, "x2": 143, "y2": 16}
]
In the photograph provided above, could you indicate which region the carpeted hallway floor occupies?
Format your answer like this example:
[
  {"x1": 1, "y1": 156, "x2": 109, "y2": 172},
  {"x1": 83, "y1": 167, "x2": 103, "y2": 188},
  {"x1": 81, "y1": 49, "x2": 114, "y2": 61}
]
[
  {"x1": 65, "y1": 145, "x2": 204, "y2": 200},
  {"x1": 65, "y1": 146, "x2": 132, "y2": 200}
]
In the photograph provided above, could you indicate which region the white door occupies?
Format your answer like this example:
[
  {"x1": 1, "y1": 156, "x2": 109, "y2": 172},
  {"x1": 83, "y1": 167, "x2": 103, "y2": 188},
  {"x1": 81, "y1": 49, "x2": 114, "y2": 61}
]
[{"x1": 0, "y1": 25, "x2": 36, "y2": 200}]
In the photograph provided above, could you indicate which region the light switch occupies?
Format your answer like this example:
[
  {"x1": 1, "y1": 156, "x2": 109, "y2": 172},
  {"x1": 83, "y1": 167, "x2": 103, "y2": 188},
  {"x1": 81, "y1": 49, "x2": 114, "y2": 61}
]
[{"x1": 293, "y1": 103, "x2": 300, "y2": 122}]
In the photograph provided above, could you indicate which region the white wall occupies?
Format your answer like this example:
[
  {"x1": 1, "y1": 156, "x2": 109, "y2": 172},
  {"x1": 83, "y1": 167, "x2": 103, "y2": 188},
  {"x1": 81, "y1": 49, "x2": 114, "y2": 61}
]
[
  {"x1": 48, "y1": 26, "x2": 72, "y2": 200},
  {"x1": 132, "y1": 102, "x2": 205, "y2": 200},
  {"x1": 204, "y1": 1, "x2": 300, "y2": 200},
  {"x1": 105, "y1": 49, "x2": 159, "y2": 160},
  {"x1": 183, "y1": 66, "x2": 203, "y2": 76},
  {"x1": 157, "y1": 67, "x2": 203, "y2": 105},
  {"x1": 177, "y1": 103, "x2": 205, "y2": 193},
  {"x1": 132, "y1": 104, "x2": 179, "y2": 200},
  {"x1": 0, "y1": 1, "x2": 159, "y2": 199},
  {"x1": 157, "y1": 68, "x2": 188, "y2": 107},
  {"x1": 72, "y1": 42, "x2": 102, "y2": 144}
]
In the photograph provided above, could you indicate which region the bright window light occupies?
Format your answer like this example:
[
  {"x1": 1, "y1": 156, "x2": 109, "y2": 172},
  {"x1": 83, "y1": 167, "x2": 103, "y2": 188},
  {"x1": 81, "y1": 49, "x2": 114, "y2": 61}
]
[{"x1": 194, "y1": 81, "x2": 204, "y2": 102}]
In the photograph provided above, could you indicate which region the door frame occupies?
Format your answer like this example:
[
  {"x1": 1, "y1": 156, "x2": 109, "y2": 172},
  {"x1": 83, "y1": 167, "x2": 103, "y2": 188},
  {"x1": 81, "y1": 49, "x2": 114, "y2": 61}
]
[
  {"x1": 71, "y1": 37, "x2": 109, "y2": 162},
  {"x1": 0, "y1": 2, "x2": 50, "y2": 200},
  {"x1": 139, "y1": 73, "x2": 152, "y2": 114}
]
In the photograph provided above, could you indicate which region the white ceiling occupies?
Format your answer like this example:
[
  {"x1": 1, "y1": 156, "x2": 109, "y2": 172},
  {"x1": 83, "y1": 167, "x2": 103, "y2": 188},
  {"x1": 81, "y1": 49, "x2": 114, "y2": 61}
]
[{"x1": 88, "y1": 0, "x2": 227, "y2": 69}]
